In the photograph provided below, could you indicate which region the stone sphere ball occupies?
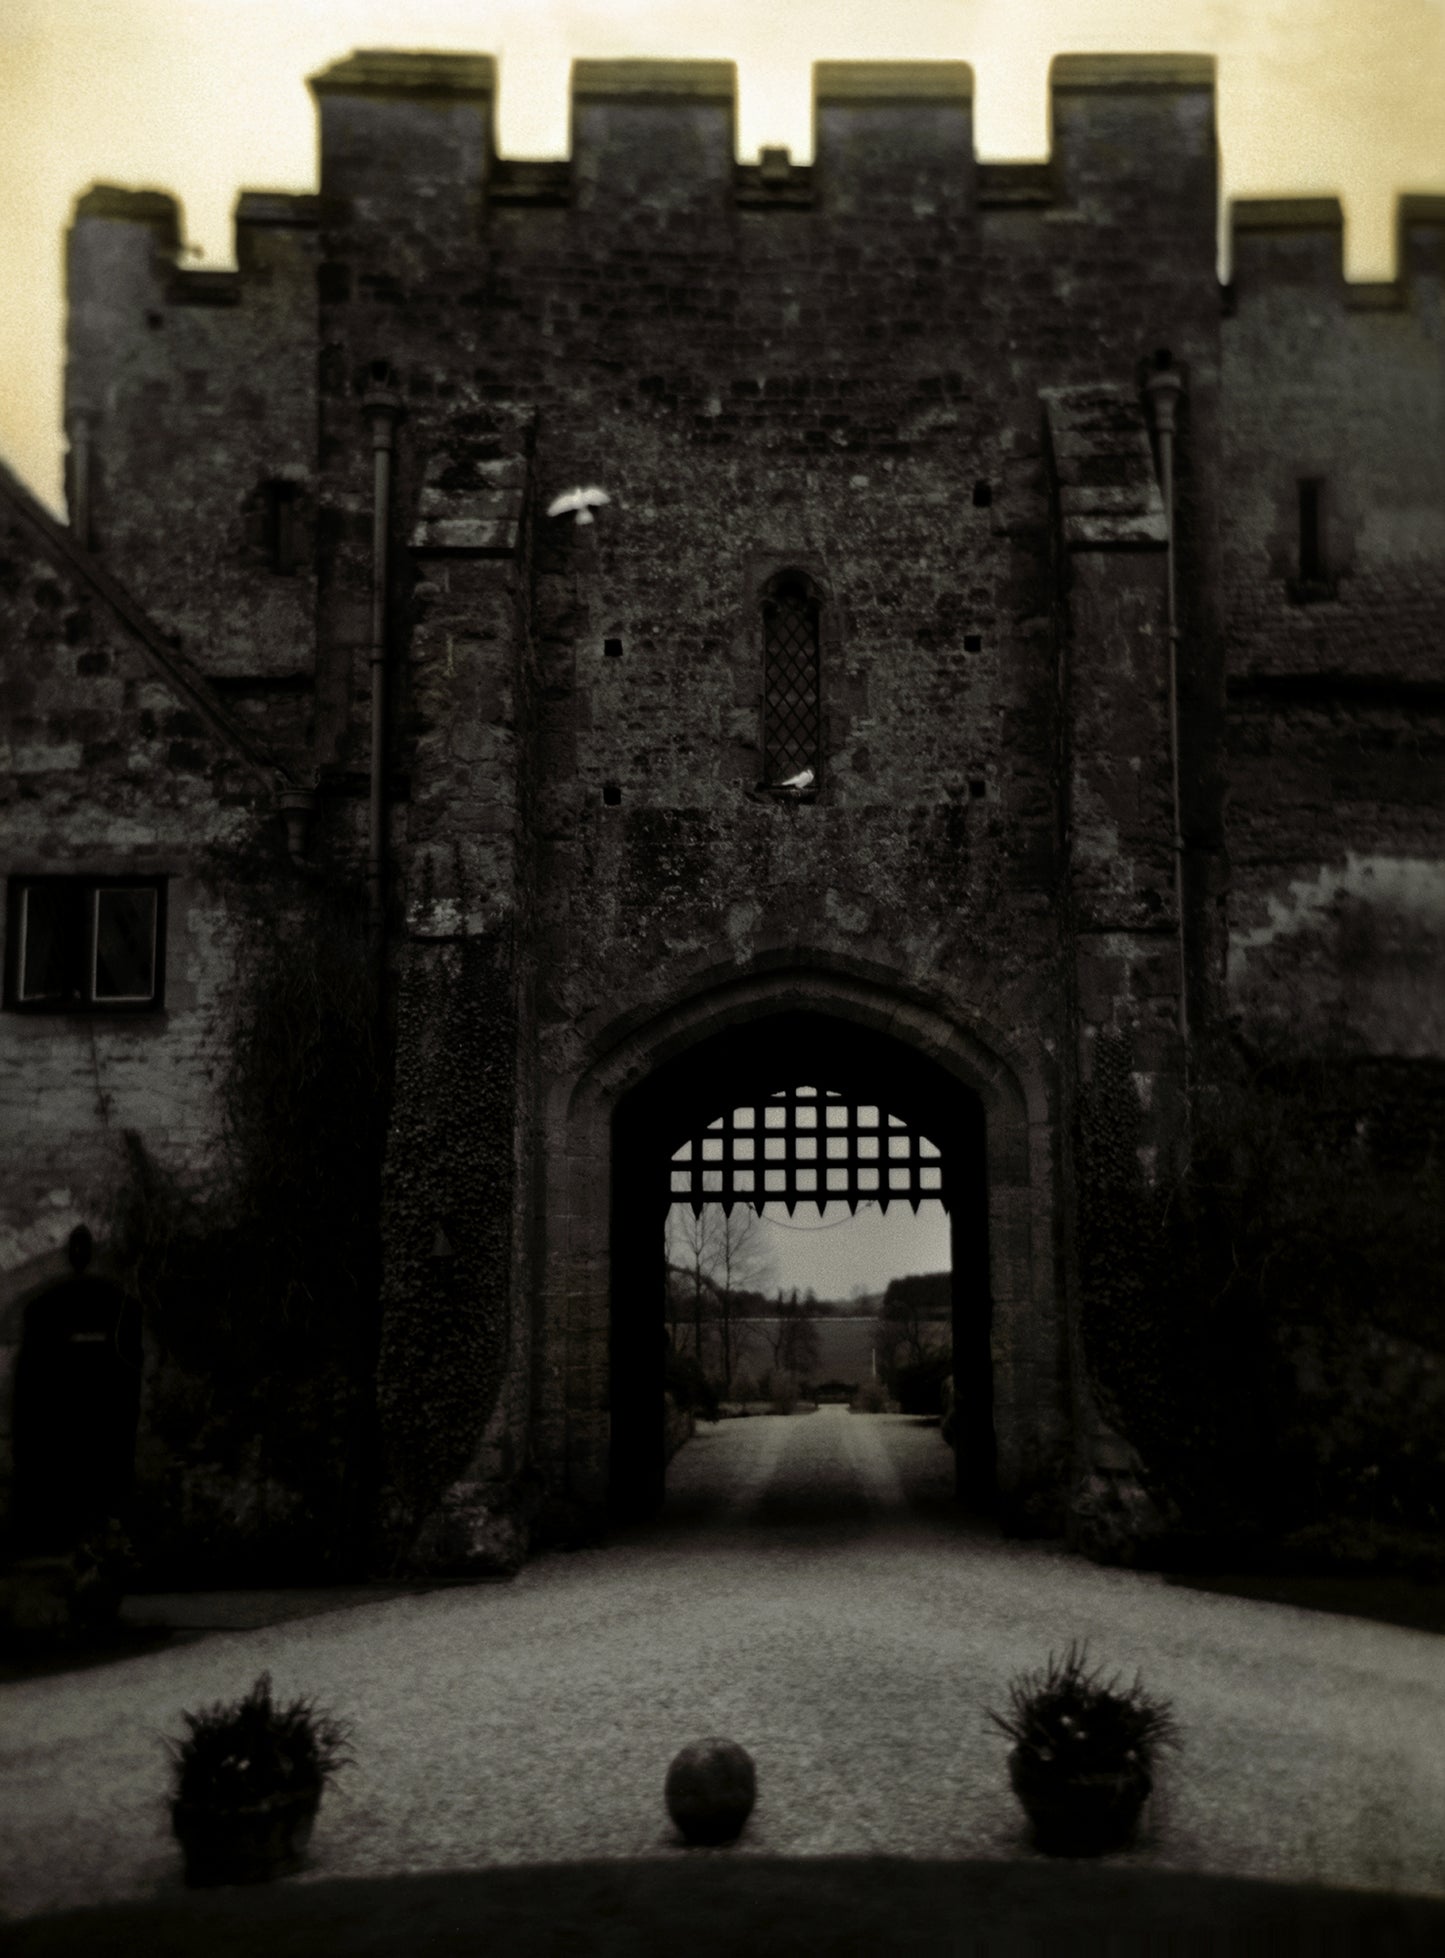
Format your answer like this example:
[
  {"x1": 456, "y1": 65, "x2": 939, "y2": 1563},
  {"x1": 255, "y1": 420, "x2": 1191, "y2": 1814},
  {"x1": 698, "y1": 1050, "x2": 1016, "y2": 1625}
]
[{"x1": 665, "y1": 1738, "x2": 757, "y2": 1844}]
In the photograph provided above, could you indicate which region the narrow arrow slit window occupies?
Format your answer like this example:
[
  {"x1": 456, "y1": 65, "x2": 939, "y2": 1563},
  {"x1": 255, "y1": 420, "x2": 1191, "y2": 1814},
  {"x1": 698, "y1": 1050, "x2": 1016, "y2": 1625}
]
[{"x1": 762, "y1": 570, "x2": 821, "y2": 789}]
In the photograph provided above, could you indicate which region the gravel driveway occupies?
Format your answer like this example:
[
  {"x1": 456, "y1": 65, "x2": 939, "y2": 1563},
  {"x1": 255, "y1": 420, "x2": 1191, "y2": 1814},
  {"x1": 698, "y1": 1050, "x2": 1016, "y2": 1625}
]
[{"x1": 2, "y1": 1408, "x2": 1443, "y2": 1925}]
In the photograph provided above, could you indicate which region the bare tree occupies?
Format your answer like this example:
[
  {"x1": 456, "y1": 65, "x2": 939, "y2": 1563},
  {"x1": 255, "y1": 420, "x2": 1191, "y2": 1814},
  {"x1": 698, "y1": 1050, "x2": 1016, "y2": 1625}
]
[
  {"x1": 766, "y1": 1287, "x2": 821, "y2": 1382},
  {"x1": 665, "y1": 1203, "x2": 775, "y2": 1391},
  {"x1": 875, "y1": 1272, "x2": 949, "y2": 1374},
  {"x1": 665, "y1": 1205, "x2": 720, "y2": 1361},
  {"x1": 713, "y1": 1204, "x2": 772, "y2": 1394}
]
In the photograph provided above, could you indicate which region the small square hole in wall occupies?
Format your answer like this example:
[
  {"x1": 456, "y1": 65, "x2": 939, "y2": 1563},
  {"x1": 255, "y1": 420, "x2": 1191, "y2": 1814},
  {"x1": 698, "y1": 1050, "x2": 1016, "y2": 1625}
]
[
  {"x1": 964, "y1": 634, "x2": 983, "y2": 652},
  {"x1": 972, "y1": 481, "x2": 992, "y2": 507},
  {"x1": 603, "y1": 637, "x2": 623, "y2": 658},
  {"x1": 969, "y1": 779, "x2": 987, "y2": 799},
  {"x1": 602, "y1": 783, "x2": 622, "y2": 806}
]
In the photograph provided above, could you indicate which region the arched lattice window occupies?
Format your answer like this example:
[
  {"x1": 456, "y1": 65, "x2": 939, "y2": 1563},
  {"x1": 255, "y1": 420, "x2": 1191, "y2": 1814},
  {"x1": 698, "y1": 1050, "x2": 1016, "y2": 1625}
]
[{"x1": 762, "y1": 570, "x2": 821, "y2": 788}]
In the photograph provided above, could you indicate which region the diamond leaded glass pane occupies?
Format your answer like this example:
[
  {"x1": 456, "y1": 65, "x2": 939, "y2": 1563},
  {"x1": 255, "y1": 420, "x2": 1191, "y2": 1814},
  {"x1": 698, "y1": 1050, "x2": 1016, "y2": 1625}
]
[{"x1": 764, "y1": 580, "x2": 820, "y2": 783}]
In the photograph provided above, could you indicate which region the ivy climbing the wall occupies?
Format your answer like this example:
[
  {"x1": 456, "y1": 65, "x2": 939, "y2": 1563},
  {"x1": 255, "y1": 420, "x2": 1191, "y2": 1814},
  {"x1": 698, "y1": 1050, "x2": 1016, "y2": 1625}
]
[
  {"x1": 1077, "y1": 1026, "x2": 1445, "y2": 1559},
  {"x1": 1074, "y1": 1028, "x2": 1277, "y2": 1542},
  {"x1": 1173, "y1": 1043, "x2": 1445, "y2": 1556},
  {"x1": 111, "y1": 869, "x2": 385, "y2": 1579},
  {"x1": 374, "y1": 931, "x2": 518, "y2": 1526}
]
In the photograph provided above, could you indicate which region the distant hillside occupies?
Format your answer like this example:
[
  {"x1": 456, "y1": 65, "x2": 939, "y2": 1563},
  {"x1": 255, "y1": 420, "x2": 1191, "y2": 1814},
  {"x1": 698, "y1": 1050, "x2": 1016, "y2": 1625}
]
[
  {"x1": 736, "y1": 1317, "x2": 879, "y2": 1386},
  {"x1": 809, "y1": 1292, "x2": 884, "y2": 1317}
]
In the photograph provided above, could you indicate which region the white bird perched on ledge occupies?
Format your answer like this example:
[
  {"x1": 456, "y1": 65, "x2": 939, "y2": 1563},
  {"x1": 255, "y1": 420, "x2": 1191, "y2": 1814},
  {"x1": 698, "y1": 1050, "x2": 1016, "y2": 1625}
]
[
  {"x1": 770, "y1": 767, "x2": 815, "y2": 797},
  {"x1": 547, "y1": 485, "x2": 611, "y2": 525}
]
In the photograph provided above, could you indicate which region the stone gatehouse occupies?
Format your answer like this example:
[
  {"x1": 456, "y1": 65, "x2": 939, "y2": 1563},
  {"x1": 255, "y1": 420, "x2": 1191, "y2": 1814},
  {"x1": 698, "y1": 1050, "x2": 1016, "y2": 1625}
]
[{"x1": 2, "y1": 51, "x2": 1442, "y2": 1577}]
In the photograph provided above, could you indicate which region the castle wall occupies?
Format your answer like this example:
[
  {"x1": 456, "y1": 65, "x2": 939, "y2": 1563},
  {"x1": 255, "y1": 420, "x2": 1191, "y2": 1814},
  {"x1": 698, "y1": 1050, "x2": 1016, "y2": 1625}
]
[
  {"x1": 1221, "y1": 196, "x2": 1445, "y2": 1060},
  {"x1": 23, "y1": 44, "x2": 1441, "y2": 1570},
  {"x1": 284, "y1": 51, "x2": 1223, "y2": 1546},
  {"x1": 0, "y1": 486, "x2": 275, "y2": 1538},
  {"x1": 1210, "y1": 208, "x2": 1445, "y2": 1552},
  {"x1": 65, "y1": 185, "x2": 320, "y2": 773}
]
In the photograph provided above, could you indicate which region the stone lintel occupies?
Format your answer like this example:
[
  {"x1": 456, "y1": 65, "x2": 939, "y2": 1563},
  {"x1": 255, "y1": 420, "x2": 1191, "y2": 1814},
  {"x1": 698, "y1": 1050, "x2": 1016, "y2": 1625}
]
[
  {"x1": 1232, "y1": 197, "x2": 1344, "y2": 235},
  {"x1": 814, "y1": 61, "x2": 974, "y2": 103},
  {"x1": 410, "y1": 518, "x2": 521, "y2": 555},
  {"x1": 1062, "y1": 511, "x2": 1167, "y2": 549},
  {"x1": 1050, "y1": 53, "x2": 1215, "y2": 92},
  {"x1": 309, "y1": 50, "x2": 497, "y2": 100},
  {"x1": 418, "y1": 486, "x2": 519, "y2": 521},
  {"x1": 236, "y1": 191, "x2": 323, "y2": 228},
  {"x1": 422, "y1": 453, "x2": 528, "y2": 489},
  {"x1": 571, "y1": 59, "x2": 736, "y2": 103},
  {"x1": 1041, "y1": 384, "x2": 1167, "y2": 551},
  {"x1": 73, "y1": 185, "x2": 181, "y2": 243}
]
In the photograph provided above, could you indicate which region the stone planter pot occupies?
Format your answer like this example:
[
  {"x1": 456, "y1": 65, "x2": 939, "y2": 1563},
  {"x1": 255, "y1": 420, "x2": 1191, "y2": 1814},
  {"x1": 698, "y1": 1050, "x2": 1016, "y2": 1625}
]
[
  {"x1": 666, "y1": 1738, "x2": 757, "y2": 1844},
  {"x1": 1008, "y1": 1746, "x2": 1152, "y2": 1856},
  {"x1": 171, "y1": 1783, "x2": 322, "y2": 1886}
]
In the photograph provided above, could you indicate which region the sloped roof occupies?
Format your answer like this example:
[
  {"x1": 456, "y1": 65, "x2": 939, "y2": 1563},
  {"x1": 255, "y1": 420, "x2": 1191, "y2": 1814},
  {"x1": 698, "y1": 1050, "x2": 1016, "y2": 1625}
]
[
  {"x1": 0, "y1": 457, "x2": 295, "y2": 791},
  {"x1": 1040, "y1": 384, "x2": 1168, "y2": 550}
]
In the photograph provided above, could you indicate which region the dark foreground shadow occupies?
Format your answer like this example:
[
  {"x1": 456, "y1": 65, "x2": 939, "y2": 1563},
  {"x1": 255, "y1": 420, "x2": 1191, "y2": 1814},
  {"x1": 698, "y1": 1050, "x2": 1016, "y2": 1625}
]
[
  {"x1": 1164, "y1": 1569, "x2": 1445, "y2": 1638},
  {"x1": 10, "y1": 1859, "x2": 1445, "y2": 1957},
  {"x1": 0, "y1": 1621, "x2": 181, "y2": 1685}
]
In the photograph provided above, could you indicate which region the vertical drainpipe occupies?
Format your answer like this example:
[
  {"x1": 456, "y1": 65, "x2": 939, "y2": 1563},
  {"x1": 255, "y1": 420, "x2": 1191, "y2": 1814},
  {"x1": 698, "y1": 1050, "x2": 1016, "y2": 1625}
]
[
  {"x1": 1144, "y1": 365, "x2": 1189, "y2": 1070},
  {"x1": 363, "y1": 384, "x2": 401, "y2": 985}
]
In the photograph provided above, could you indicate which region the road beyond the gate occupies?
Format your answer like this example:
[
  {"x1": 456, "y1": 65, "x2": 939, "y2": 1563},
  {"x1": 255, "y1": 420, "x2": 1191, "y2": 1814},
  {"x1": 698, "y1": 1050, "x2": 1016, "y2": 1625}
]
[{"x1": 2, "y1": 1409, "x2": 1444, "y2": 1940}]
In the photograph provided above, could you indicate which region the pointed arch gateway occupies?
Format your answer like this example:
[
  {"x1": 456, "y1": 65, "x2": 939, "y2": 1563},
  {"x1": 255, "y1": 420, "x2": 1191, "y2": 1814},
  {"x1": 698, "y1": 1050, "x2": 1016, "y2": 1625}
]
[
  {"x1": 542, "y1": 969, "x2": 1065, "y2": 1535},
  {"x1": 613, "y1": 1015, "x2": 992, "y2": 1517}
]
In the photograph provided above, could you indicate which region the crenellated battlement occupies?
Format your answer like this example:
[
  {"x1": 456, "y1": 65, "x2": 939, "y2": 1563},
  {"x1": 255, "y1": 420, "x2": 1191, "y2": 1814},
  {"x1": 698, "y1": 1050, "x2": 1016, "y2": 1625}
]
[
  {"x1": 73, "y1": 184, "x2": 181, "y2": 242},
  {"x1": 296, "y1": 48, "x2": 1215, "y2": 231},
  {"x1": 567, "y1": 60, "x2": 737, "y2": 215},
  {"x1": 63, "y1": 170, "x2": 322, "y2": 677},
  {"x1": 1228, "y1": 193, "x2": 1445, "y2": 308},
  {"x1": 570, "y1": 57, "x2": 736, "y2": 101},
  {"x1": 67, "y1": 52, "x2": 1445, "y2": 329},
  {"x1": 1049, "y1": 53, "x2": 1214, "y2": 90},
  {"x1": 61, "y1": 43, "x2": 1438, "y2": 644},
  {"x1": 1399, "y1": 193, "x2": 1445, "y2": 275},
  {"x1": 309, "y1": 48, "x2": 497, "y2": 100},
  {"x1": 65, "y1": 50, "x2": 1236, "y2": 291},
  {"x1": 811, "y1": 61, "x2": 975, "y2": 217},
  {"x1": 68, "y1": 179, "x2": 322, "y2": 315},
  {"x1": 1231, "y1": 198, "x2": 1346, "y2": 286},
  {"x1": 58, "y1": 43, "x2": 1227, "y2": 637}
]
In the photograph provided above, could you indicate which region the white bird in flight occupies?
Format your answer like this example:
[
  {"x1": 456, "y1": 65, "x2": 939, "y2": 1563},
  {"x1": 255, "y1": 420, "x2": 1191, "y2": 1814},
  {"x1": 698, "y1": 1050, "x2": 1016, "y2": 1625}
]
[{"x1": 547, "y1": 486, "x2": 612, "y2": 525}]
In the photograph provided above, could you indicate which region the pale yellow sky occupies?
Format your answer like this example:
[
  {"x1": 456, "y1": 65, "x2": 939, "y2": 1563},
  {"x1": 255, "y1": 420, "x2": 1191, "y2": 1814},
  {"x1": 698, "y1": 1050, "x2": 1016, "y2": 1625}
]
[{"x1": 3, "y1": 0, "x2": 1443, "y2": 512}]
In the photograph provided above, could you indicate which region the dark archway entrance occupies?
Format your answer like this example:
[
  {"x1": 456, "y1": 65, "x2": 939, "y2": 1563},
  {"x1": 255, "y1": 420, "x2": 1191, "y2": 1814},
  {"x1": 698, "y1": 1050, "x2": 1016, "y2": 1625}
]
[
  {"x1": 11, "y1": 1274, "x2": 141, "y2": 1550},
  {"x1": 609, "y1": 1011, "x2": 994, "y2": 1521}
]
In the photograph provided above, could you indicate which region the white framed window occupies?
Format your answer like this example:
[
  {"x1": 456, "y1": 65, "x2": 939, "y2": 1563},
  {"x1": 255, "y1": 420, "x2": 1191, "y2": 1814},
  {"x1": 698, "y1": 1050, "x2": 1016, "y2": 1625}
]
[{"x1": 6, "y1": 877, "x2": 166, "y2": 1012}]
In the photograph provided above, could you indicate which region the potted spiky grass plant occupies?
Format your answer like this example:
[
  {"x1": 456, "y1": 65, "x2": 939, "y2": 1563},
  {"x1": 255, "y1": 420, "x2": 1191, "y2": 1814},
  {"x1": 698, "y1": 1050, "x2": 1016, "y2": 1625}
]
[
  {"x1": 166, "y1": 1673, "x2": 352, "y2": 1886},
  {"x1": 988, "y1": 1643, "x2": 1179, "y2": 1855}
]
